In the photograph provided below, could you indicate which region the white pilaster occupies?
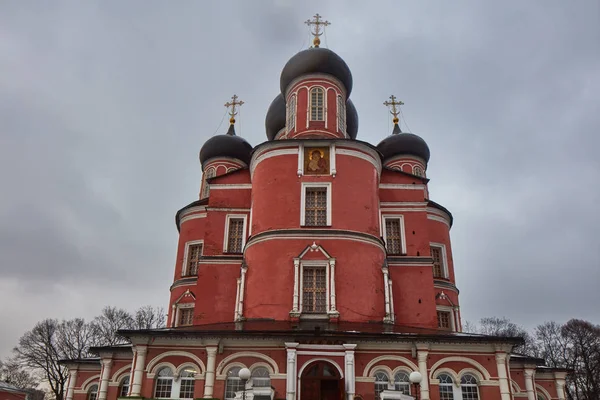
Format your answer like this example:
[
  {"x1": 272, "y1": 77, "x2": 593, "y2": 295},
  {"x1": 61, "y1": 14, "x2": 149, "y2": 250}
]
[
  {"x1": 554, "y1": 372, "x2": 567, "y2": 400},
  {"x1": 388, "y1": 279, "x2": 395, "y2": 323},
  {"x1": 495, "y1": 352, "x2": 511, "y2": 400},
  {"x1": 382, "y1": 267, "x2": 391, "y2": 323},
  {"x1": 237, "y1": 265, "x2": 248, "y2": 319},
  {"x1": 204, "y1": 346, "x2": 218, "y2": 398},
  {"x1": 130, "y1": 345, "x2": 148, "y2": 397},
  {"x1": 344, "y1": 344, "x2": 357, "y2": 400},
  {"x1": 127, "y1": 350, "x2": 137, "y2": 396},
  {"x1": 285, "y1": 343, "x2": 299, "y2": 400},
  {"x1": 98, "y1": 359, "x2": 113, "y2": 400},
  {"x1": 417, "y1": 348, "x2": 430, "y2": 400},
  {"x1": 234, "y1": 278, "x2": 241, "y2": 321},
  {"x1": 329, "y1": 259, "x2": 338, "y2": 315},
  {"x1": 291, "y1": 260, "x2": 300, "y2": 316},
  {"x1": 523, "y1": 368, "x2": 536, "y2": 400},
  {"x1": 66, "y1": 369, "x2": 78, "y2": 400}
]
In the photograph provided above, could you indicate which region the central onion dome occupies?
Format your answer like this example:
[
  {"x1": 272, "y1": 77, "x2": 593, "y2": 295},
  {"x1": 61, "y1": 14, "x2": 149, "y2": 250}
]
[
  {"x1": 199, "y1": 124, "x2": 253, "y2": 167},
  {"x1": 377, "y1": 124, "x2": 431, "y2": 163},
  {"x1": 280, "y1": 47, "x2": 353, "y2": 97}
]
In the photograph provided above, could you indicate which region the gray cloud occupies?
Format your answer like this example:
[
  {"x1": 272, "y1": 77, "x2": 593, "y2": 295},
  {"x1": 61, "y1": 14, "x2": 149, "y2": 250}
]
[{"x1": 1, "y1": 0, "x2": 599, "y2": 357}]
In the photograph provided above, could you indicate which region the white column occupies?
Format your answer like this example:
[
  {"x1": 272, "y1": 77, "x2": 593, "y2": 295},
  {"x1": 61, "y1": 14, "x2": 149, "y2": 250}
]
[
  {"x1": 65, "y1": 369, "x2": 78, "y2": 400},
  {"x1": 130, "y1": 345, "x2": 148, "y2": 397},
  {"x1": 388, "y1": 279, "x2": 395, "y2": 323},
  {"x1": 417, "y1": 348, "x2": 430, "y2": 400},
  {"x1": 127, "y1": 350, "x2": 137, "y2": 396},
  {"x1": 204, "y1": 346, "x2": 218, "y2": 398},
  {"x1": 344, "y1": 344, "x2": 357, "y2": 400},
  {"x1": 523, "y1": 368, "x2": 536, "y2": 400},
  {"x1": 234, "y1": 278, "x2": 241, "y2": 321},
  {"x1": 329, "y1": 259, "x2": 338, "y2": 315},
  {"x1": 291, "y1": 260, "x2": 300, "y2": 316},
  {"x1": 495, "y1": 352, "x2": 511, "y2": 400},
  {"x1": 285, "y1": 343, "x2": 299, "y2": 400},
  {"x1": 98, "y1": 359, "x2": 113, "y2": 400},
  {"x1": 554, "y1": 372, "x2": 567, "y2": 400},
  {"x1": 382, "y1": 267, "x2": 391, "y2": 322},
  {"x1": 237, "y1": 265, "x2": 248, "y2": 319},
  {"x1": 453, "y1": 308, "x2": 462, "y2": 332}
]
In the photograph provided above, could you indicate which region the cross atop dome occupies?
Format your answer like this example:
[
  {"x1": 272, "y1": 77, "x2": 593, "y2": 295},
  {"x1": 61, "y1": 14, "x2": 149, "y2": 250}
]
[
  {"x1": 225, "y1": 94, "x2": 244, "y2": 125},
  {"x1": 383, "y1": 95, "x2": 404, "y2": 129},
  {"x1": 305, "y1": 13, "x2": 330, "y2": 48}
]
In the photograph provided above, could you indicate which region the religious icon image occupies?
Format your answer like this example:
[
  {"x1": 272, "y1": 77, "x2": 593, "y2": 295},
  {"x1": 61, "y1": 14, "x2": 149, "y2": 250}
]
[{"x1": 304, "y1": 147, "x2": 330, "y2": 175}]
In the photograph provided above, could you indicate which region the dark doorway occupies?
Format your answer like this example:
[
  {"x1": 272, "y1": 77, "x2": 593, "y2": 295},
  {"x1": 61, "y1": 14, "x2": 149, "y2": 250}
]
[{"x1": 300, "y1": 361, "x2": 343, "y2": 400}]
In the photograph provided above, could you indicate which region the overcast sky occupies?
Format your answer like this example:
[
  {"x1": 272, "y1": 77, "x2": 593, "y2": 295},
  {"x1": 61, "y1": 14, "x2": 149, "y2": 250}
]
[{"x1": 1, "y1": 1, "x2": 599, "y2": 359}]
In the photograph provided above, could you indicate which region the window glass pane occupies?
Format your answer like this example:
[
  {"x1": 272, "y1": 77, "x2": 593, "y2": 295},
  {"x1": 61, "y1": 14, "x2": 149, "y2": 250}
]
[
  {"x1": 302, "y1": 266, "x2": 327, "y2": 313},
  {"x1": 337, "y1": 96, "x2": 345, "y2": 132},
  {"x1": 288, "y1": 95, "x2": 296, "y2": 131},
  {"x1": 225, "y1": 367, "x2": 244, "y2": 400},
  {"x1": 431, "y1": 246, "x2": 444, "y2": 278},
  {"x1": 227, "y1": 218, "x2": 245, "y2": 253},
  {"x1": 179, "y1": 371, "x2": 196, "y2": 400},
  {"x1": 185, "y1": 244, "x2": 202, "y2": 276},
  {"x1": 310, "y1": 88, "x2": 324, "y2": 121},
  {"x1": 461, "y1": 375, "x2": 479, "y2": 400},
  {"x1": 393, "y1": 372, "x2": 410, "y2": 394},
  {"x1": 179, "y1": 308, "x2": 194, "y2": 326},
  {"x1": 374, "y1": 372, "x2": 389, "y2": 400},
  {"x1": 438, "y1": 374, "x2": 454, "y2": 400},
  {"x1": 119, "y1": 377, "x2": 130, "y2": 397},
  {"x1": 251, "y1": 367, "x2": 271, "y2": 387},
  {"x1": 305, "y1": 187, "x2": 327, "y2": 226},
  {"x1": 385, "y1": 218, "x2": 403, "y2": 254},
  {"x1": 154, "y1": 369, "x2": 173, "y2": 399},
  {"x1": 88, "y1": 385, "x2": 98, "y2": 400},
  {"x1": 437, "y1": 311, "x2": 451, "y2": 329}
]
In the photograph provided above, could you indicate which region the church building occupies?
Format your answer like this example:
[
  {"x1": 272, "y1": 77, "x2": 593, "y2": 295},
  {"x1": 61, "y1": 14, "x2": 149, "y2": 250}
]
[{"x1": 62, "y1": 14, "x2": 568, "y2": 400}]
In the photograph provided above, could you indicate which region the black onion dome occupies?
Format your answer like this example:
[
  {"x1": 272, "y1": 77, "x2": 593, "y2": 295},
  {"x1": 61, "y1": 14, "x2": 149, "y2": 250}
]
[
  {"x1": 265, "y1": 94, "x2": 286, "y2": 141},
  {"x1": 280, "y1": 47, "x2": 353, "y2": 97},
  {"x1": 377, "y1": 124, "x2": 431, "y2": 163},
  {"x1": 199, "y1": 124, "x2": 253, "y2": 167},
  {"x1": 346, "y1": 99, "x2": 358, "y2": 139}
]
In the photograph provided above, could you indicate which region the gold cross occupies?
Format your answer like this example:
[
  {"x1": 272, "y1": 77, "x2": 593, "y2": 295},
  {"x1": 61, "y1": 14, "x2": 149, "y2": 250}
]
[
  {"x1": 305, "y1": 13, "x2": 331, "y2": 48},
  {"x1": 224, "y1": 94, "x2": 244, "y2": 124},
  {"x1": 383, "y1": 95, "x2": 404, "y2": 124}
]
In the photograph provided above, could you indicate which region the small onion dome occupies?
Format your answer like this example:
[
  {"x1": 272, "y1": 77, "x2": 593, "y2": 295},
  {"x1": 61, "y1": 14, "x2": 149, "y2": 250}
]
[
  {"x1": 280, "y1": 47, "x2": 353, "y2": 97},
  {"x1": 377, "y1": 124, "x2": 431, "y2": 163},
  {"x1": 346, "y1": 99, "x2": 358, "y2": 139},
  {"x1": 265, "y1": 94, "x2": 286, "y2": 141},
  {"x1": 199, "y1": 124, "x2": 253, "y2": 167}
]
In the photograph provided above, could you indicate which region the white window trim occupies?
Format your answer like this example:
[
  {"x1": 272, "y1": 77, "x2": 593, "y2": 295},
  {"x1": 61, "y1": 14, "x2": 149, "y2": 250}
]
[
  {"x1": 336, "y1": 95, "x2": 346, "y2": 134},
  {"x1": 287, "y1": 94, "x2": 297, "y2": 132},
  {"x1": 300, "y1": 182, "x2": 332, "y2": 226},
  {"x1": 154, "y1": 367, "x2": 196, "y2": 399},
  {"x1": 297, "y1": 260, "x2": 336, "y2": 317},
  {"x1": 307, "y1": 86, "x2": 327, "y2": 125},
  {"x1": 174, "y1": 303, "x2": 195, "y2": 328},
  {"x1": 430, "y1": 242, "x2": 449, "y2": 278},
  {"x1": 182, "y1": 240, "x2": 203, "y2": 277},
  {"x1": 297, "y1": 143, "x2": 336, "y2": 177},
  {"x1": 201, "y1": 167, "x2": 216, "y2": 199},
  {"x1": 223, "y1": 214, "x2": 248, "y2": 253},
  {"x1": 381, "y1": 215, "x2": 407, "y2": 255},
  {"x1": 436, "y1": 306, "x2": 456, "y2": 332}
]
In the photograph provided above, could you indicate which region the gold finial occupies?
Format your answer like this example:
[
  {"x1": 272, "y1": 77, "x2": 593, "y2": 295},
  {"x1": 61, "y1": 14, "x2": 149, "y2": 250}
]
[
  {"x1": 383, "y1": 95, "x2": 404, "y2": 124},
  {"x1": 305, "y1": 13, "x2": 330, "y2": 48},
  {"x1": 224, "y1": 94, "x2": 244, "y2": 125}
]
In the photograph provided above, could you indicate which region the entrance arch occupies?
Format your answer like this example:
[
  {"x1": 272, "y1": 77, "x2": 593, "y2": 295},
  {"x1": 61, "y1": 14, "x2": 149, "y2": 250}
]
[{"x1": 300, "y1": 360, "x2": 344, "y2": 400}]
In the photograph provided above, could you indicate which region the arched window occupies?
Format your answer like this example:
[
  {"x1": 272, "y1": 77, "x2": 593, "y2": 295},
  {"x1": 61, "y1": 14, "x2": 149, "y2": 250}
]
[
  {"x1": 393, "y1": 371, "x2": 410, "y2": 394},
  {"x1": 251, "y1": 366, "x2": 271, "y2": 388},
  {"x1": 202, "y1": 168, "x2": 216, "y2": 198},
  {"x1": 460, "y1": 374, "x2": 479, "y2": 400},
  {"x1": 374, "y1": 371, "x2": 390, "y2": 400},
  {"x1": 537, "y1": 394, "x2": 547, "y2": 400},
  {"x1": 119, "y1": 376, "x2": 130, "y2": 397},
  {"x1": 310, "y1": 87, "x2": 325, "y2": 121},
  {"x1": 337, "y1": 95, "x2": 346, "y2": 132},
  {"x1": 287, "y1": 94, "x2": 296, "y2": 131},
  {"x1": 179, "y1": 367, "x2": 196, "y2": 399},
  {"x1": 87, "y1": 384, "x2": 98, "y2": 400},
  {"x1": 154, "y1": 367, "x2": 174, "y2": 398},
  {"x1": 413, "y1": 165, "x2": 424, "y2": 177},
  {"x1": 438, "y1": 373, "x2": 454, "y2": 400},
  {"x1": 224, "y1": 367, "x2": 244, "y2": 400}
]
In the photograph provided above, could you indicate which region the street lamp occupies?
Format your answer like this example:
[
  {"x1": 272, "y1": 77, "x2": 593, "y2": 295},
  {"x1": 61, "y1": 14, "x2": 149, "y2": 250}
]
[
  {"x1": 409, "y1": 371, "x2": 422, "y2": 400},
  {"x1": 238, "y1": 368, "x2": 251, "y2": 400}
]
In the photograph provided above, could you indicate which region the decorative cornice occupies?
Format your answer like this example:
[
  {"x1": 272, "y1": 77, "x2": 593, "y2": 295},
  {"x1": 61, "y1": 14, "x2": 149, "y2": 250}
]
[{"x1": 245, "y1": 229, "x2": 385, "y2": 251}]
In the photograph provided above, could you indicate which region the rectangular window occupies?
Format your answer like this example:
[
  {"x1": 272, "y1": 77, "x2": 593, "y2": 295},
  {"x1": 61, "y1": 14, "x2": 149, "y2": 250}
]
[
  {"x1": 431, "y1": 245, "x2": 445, "y2": 278},
  {"x1": 178, "y1": 379, "x2": 195, "y2": 399},
  {"x1": 304, "y1": 187, "x2": 328, "y2": 226},
  {"x1": 179, "y1": 308, "x2": 194, "y2": 326},
  {"x1": 302, "y1": 266, "x2": 327, "y2": 313},
  {"x1": 385, "y1": 218, "x2": 403, "y2": 255},
  {"x1": 287, "y1": 94, "x2": 296, "y2": 131},
  {"x1": 184, "y1": 243, "x2": 202, "y2": 276},
  {"x1": 337, "y1": 95, "x2": 346, "y2": 132},
  {"x1": 227, "y1": 218, "x2": 245, "y2": 253},
  {"x1": 154, "y1": 379, "x2": 172, "y2": 398},
  {"x1": 437, "y1": 310, "x2": 451, "y2": 330},
  {"x1": 310, "y1": 88, "x2": 324, "y2": 121}
]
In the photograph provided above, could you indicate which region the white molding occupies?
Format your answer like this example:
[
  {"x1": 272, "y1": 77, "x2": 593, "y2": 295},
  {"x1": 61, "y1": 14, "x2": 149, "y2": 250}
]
[
  {"x1": 385, "y1": 154, "x2": 427, "y2": 166},
  {"x1": 379, "y1": 184, "x2": 426, "y2": 190},
  {"x1": 223, "y1": 214, "x2": 248, "y2": 253},
  {"x1": 428, "y1": 356, "x2": 492, "y2": 381},
  {"x1": 110, "y1": 365, "x2": 132, "y2": 383},
  {"x1": 363, "y1": 356, "x2": 418, "y2": 377},
  {"x1": 210, "y1": 184, "x2": 252, "y2": 190},
  {"x1": 285, "y1": 74, "x2": 347, "y2": 100},
  {"x1": 146, "y1": 351, "x2": 206, "y2": 376},
  {"x1": 180, "y1": 213, "x2": 207, "y2": 225},
  {"x1": 428, "y1": 214, "x2": 451, "y2": 228},
  {"x1": 430, "y1": 242, "x2": 449, "y2": 278},
  {"x1": 381, "y1": 202, "x2": 427, "y2": 207},
  {"x1": 381, "y1": 214, "x2": 407, "y2": 255},
  {"x1": 308, "y1": 85, "x2": 327, "y2": 126},
  {"x1": 80, "y1": 375, "x2": 101, "y2": 392},
  {"x1": 198, "y1": 259, "x2": 243, "y2": 265},
  {"x1": 296, "y1": 351, "x2": 345, "y2": 356},
  {"x1": 300, "y1": 182, "x2": 332, "y2": 226},
  {"x1": 252, "y1": 147, "x2": 299, "y2": 178},
  {"x1": 337, "y1": 148, "x2": 382, "y2": 175},
  {"x1": 436, "y1": 305, "x2": 456, "y2": 331},
  {"x1": 179, "y1": 206, "x2": 207, "y2": 219},
  {"x1": 182, "y1": 240, "x2": 203, "y2": 276},
  {"x1": 215, "y1": 352, "x2": 279, "y2": 375},
  {"x1": 245, "y1": 231, "x2": 385, "y2": 252},
  {"x1": 297, "y1": 358, "x2": 344, "y2": 378}
]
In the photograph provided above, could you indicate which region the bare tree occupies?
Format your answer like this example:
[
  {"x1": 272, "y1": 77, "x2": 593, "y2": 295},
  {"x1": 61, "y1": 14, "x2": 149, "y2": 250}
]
[
  {"x1": 91, "y1": 306, "x2": 134, "y2": 346},
  {"x1": 133, "y1": 305, "x2": 166, "y2": 329},
  {"x1": 561, "y1": 319, "x2": 600, "y2": 400},
  {"x1": 0, "y1": 357, "x2": 38, "y2": 389},
  {"x1": 474, "y1": 317, "x2": 537, "y2": 355}
]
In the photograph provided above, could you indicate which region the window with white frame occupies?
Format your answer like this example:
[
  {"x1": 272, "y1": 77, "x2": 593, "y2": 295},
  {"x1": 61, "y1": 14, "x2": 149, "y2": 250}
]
[
  {"x1": 337, "y1": 95, "x2": 345, "y2": 132},
  {"x1": 310, "y1": 87, "x2": 325, "y2": 121},
  {"x1": 460, "y1": 374, "x2": 479, "y2": 400},
  {"x1": 384, "y1": 216, "x2": 405, "y2": 255},
  {"x1": 374, "y1": 371, "x2": 390, "y2": 400},
  {"x1": 183, "y1": 242, "x2": 202, "y2": 277},
  {"x1": 438, "y1": 373, "x2": 454, "y2": 400},
  {"x1": 225, "y1": 216, "x2": 246, "y2": 253},
  {"x1": 393, "y1": 371, "x2": 411, "y2": 394},
  {"x1": 202, "y1": 168, "x2": 216, "y2": 198},
  {"x1": 154, "y1": 367, "x2": 174, "y2": 398},
  {"x1": 178, "y1": 307, "x2": 194, "y2": 327},
  {"x1": 413, "y1": 165, "x2": 424, "y2": 177},
  {"x1": 178, "y1": 368, "x2": 196, "y2": 399},
  {"x1": 287, "y1": 94, "x2": 296, "y2": 131},
  {"x1": 119, "y1": 376, "x2": 130, "y2": 397},
  {"x1": 431, "y1": 244, "x2": 446, "y2": 278},
  {"x1": 88, "y1": 385, "x2": 98, "y2": 400},
  {"x1": 154, "y1": 366, "x2": 196, "y2": 399},
  {"x1": 251, "y1": 366, "x2": 271, "y2": 388},
  {"x1": 301, "y1": 183, "x2": 331, "y2": 226},
  {"x1": 224, "y1": 367, "x2": 245, "y2": 400},
  {"x1": 302, "y1": 265, "x2": 327, "y2": 313},
  {"x1": 437, "y1": 310, "x2": 452, "y2": 330},
  {"x1": 537, "y1": 394, "x2": 547, "y2": 400}
]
